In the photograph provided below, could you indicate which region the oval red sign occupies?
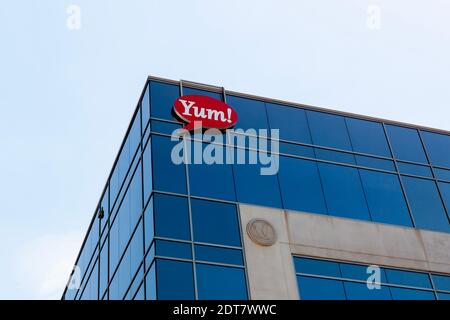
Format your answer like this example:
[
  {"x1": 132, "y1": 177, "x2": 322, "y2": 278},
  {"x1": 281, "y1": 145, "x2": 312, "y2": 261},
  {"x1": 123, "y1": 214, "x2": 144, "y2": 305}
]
[{"x1": 173, "y1": 95, "x2": 238, "y2": 131}]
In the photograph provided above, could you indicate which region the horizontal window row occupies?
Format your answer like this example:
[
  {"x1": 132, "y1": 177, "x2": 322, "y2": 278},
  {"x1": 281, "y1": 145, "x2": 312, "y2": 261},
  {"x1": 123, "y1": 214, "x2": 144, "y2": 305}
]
[
  {"x1": 147, "y1": 80, "x2": 450, "y2": 168},
  {"x1": 151, "y1": 135, "x2": 450, "y2": 233},
  {"x1": 294, "y1": 256, "x2": 450, "y2": 300}
]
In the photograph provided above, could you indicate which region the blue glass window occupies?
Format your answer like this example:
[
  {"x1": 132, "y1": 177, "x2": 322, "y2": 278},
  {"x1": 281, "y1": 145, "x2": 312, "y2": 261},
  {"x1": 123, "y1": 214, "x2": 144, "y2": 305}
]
[
  {"x1": 307, "y1": 111, "x2": 352, "y2": 151},
  {"x1": 297, "y1": 276, "x2": 346, "y2": 300},
  {"x1": 359, "y1": 169, "x2": 412, "y2": 227},
  {"x1": 191, "y1": 199, "x2": 241, "y2": 247},
  {"x1": 226, "y1": 96, "x2": 268, "y2": 131},
  {"x1": 156, "y1": 259, "x2": 194, "y2": 300},
  {"x1": 435, "y1": 168, "x2": 450, "y2": 182},
  {"x1": 266, "y1": 103, "x2": 311, "y2": 143},
  {"x1": 155, "y1": 240, "x2": 192, "y2": 260},
  {"x1": 151, "y1": 135, "x2": 187, "y2": 194},
  {"x1": 355, "y1": 155, "x2": 396, "y2": 172},
  {"x1": 438, "y1": 182, "x2": 450, "y2": 216},
  {"x1": 385, "y1": 125, "x2": 428, "y2": 163},
  {"x1": 196, "y1": 264, "x2": 247, "y2": 300},
  {"x1": 318, "y1": 163, "x2": 371, "y2": 221},
  {"x1": 402, "y1": 176, "x2": 450, "y2": 233},
  {"x1": 293, "y1": 257, "x2": 341, "y2": 277},
  {"x1": 233, "y1": 149, "x2": 282, "y2": 208},
  {"x1": 183, "y1": 87, "x2": 222, "y2": 100},
  {"x1": 188, "y1": 142, "x2": 236, "y2": 201},
  {"x1": 142, "y1": 139, "x2": 152, "y2": 206},
  {"x1": 438, "y1": 292, "x2": 450, "y2": 300},
  {"x1": 150, "y1": 81, "x2": 180, "y2": 121},
  {"x1": 278, "y1": 156, "x2": 327, "y2": 214},
  {"x1": 279, "y1": 142, "x2": 315, "y2": 158},
  {"x1": 150, "y1": 120, "x2": 182, "y2": 135},
  {"x1": 99, "y1": 241, "x2": 108, "y2": 299},
  {"x1": 421, "y1": 131, "x2": 450, "y2": 168},
  {"x1": 431, "y1": 274, "x2": 450, "y2": 292},
  {"x1": 314, "y1": 148, "x2": 355, "y2": 165},
  {"x1": 144, "y1": 197, "x2": 154, "y2": 250},
  {"x1": 343, "y1": 282, "x2": 391, "y2": 300},
  {"x1": 389, "y1": 287, "x2": 435, "y2": 300},
  {"x1": 154, "y1": 193, "x2": 190, "y2": 241},
  {"x1": 384, "y1": 268, "x2": 432, "y2": 288},
  {"x1": 145, "y1": 262, "x2": 156, "y2": 300},
  {"x1": 397, "y1": 162, "x2": 433, "y2": 178},
  {"x1": 141, "y1": 83, "x2": 150, "y2": 132},
  {"x1": 345, "y1": 118, "x2": 391, "y2": 157},
  {"x1": 339, "y1": 263, "x2": 388, "y2": 283},
  {"x1": 195, "y1": 245, "x2": 243, "y2": 266}
]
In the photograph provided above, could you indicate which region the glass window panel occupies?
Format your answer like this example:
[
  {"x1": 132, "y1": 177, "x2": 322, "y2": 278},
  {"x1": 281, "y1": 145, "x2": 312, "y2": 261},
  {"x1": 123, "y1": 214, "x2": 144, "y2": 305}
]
[
  {"x1": 266, "y1": 103, "x2": 312, "y2": 143},
  {"x1": 385, "y1": 125, "x2": 428, "y2": 163},
  {"x1": 432, "y1": 274, "x2": 450, "y2": 292},
  {"x1": 188, "y1": 142, "x2": 236, "y2": 201},
  {"x1": 318, "y1": 163, "x2": 371, "y2": 221},
  {"x1": 339, "y1": 263, "x2": 388, "y2": 283},
  {"x1": 421, "y1": 131, "x2": 450, "y2": 168},
  {"x1": 314, "y1": 148, "x2": 356, "y2": 165},
  {"x1": 196, "y1": 264, "x2": 247, "y2": 300},
  {"x1": 144, "y1": 197, "x2": 154, "y2": 250},
  {"x1": 397, "y1": 162, "x2": 433, "y2": 178},
  {"x1": 130, "y1": 221, "x2": 144, "y2": 277},
  {"x1": 389, "y1": 287, "x2": 435, "y2": 300},
  {"x1": 155, "y1": 240, "x2": 192, "y2": 260},
  {"x1": 278, "y1": 156, "x2": 327, "y2": 214},
  {"x1": 133, "y1": 282, "x2": 145, "y2": 300},
  {"x1": 402, "y1": 176, "x2": 450, "y2": 233},
  {"x1": 293, "y1": 257, "x2": 341, "y2": 277},
  {"x1": 233, "y1": 149, "x2": 282, "y2": 208},
  {"x1": 141, "y1": 83, "x2": 150, "y2": 132},
  {"x1": 438, "y1": 182, "x2": 450, "y2": 217},
  {"x1": 150, "y1": 81, "x2": 180, "y2": 121},
  {"x1": 142, "y1": 139, "x2": 152, "y2": 206},
  {"x1": 307, "y1": 111, "x2": 352, "y2": 151},
  {"x1": 99, "y1": 240, "x2": 108, "y2": 298},
  {"x1": 384, "y1": 268, "x2": 432, "y2": 289},
  {"x1": 195, "y1": 245, "x2": 243, "y2": 266},
  {"x1": 435, "y1": 168, "x2": 450, "y2": 182},
  {"x1": 343, "y1": 282, "x2": 391, "y2": 300},
  {"x1": 355, "y1": 155, "x2": 396, "y2": 172},
  {"x1": 183, "y1": 87, "x2": 223, "y2": 100},
  {"x1": 150, "y1": 120, "x2": 182, "y2": 135},
  {"x1": 152, "y1": 135, "x2": 187, "y2": 194},
  {"x1": 156, "y1": 259, "x2": 195, "y2": 300},
  {"x1": 154, "y1": 194, "x2": 190, "y2": 241},
  {"x1": 297, "y1": 276, "x2": 346, "y2": 300},
  {"x1": 129, "y1": 111, "x2": 141, "y2": 158},
  {"x1": 359, "y1": 169, "x2": 412, "y2": 227},
  {"x1": 145, "y1": 262, "x2": 156, "y2": 300},
  {"x1": 279, "y1": 142, "x2": 315, "y2": 158},
  {"x1": 226, "y1": 96, "x2": 269, "y2": 131},
  {"x1": 191, "y1": 199, "x2": 241, "y2": 247},
  {"x1": 438, "y1": 292, "x2": 450, "y2": 300},
  {"x1": 345, "y1": 118, "x2": 391, "y2": 157}
]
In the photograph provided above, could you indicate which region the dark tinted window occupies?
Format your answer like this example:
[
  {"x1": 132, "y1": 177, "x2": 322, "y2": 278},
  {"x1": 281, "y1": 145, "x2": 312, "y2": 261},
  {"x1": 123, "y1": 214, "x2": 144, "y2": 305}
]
[
  {"x1": 346, "y1": 118, "x2": 391, "y2": 157},
  {"x1": 156, "y1": 259, "x2": 194, "y2": 300},
  {"x1": 266, "y1": 103, "x2": 311, "y2": 143},
  {"x1": 307, "y1": 111, "x2": 352, "y2": 151},
  {"x1": 150, "y1": 81, "x2": 180, "y2": 121},
  {"x1": 297, "y1": 276, "x2": 346, "y2": 300},
  {"x1": 155, "y1": 240, "x2": 192, "y2": 260},
  {"x1": 226, "y1": 96, "x2": 268, "y2": 131},
  {"x1": 389, "y1": 287, "x2": 435, "y2": 300},
  {"x1": 154, "y1": 194, "x2": 190, "y2": 241},
  {"x1": 421, "y1": 131, "x2": 450, "y2": 168},
  {"x1": 152, "y1": 135, "x2": 187, "y2": 194},
  {"x1": 386, "y1": 125, "x2": 427, "y2": 163},
  {"x1": 293, "y1": 257, "x2": 341, "y2": 277},
  {"x1": 359, "y1": 169, "x2": 412, "y2": 227},
  {"x1": 196, "y1": 264, "x2": 247, "y2": 300},
  {"x1": 402, "y1": 176, "x2": 450, "y2": 233},
  {"x1": 318, "y1": 163, "x2": 371, "y2": 221},
  {"x1": 191, "y1": 199, "x2": 241, "y2": 247},
  {"x1": 278, "y1": 156, "x2": 327, "y2": 214},
  {"x1": 343, "y1": 282, "x2": 391, "y2": 300},
  {"x1": 384, "y1": 268, "x2": 432, "y2": 288},
  {"x1": 195, "y1": 245, "x2": 243, "y2": 266}
]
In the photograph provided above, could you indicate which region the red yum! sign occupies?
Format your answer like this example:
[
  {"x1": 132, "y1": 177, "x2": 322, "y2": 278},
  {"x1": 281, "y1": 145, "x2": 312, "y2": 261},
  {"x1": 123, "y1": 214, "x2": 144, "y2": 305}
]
[{"x1": 173, "y1": 95, "x2": 238, "y2": 131}]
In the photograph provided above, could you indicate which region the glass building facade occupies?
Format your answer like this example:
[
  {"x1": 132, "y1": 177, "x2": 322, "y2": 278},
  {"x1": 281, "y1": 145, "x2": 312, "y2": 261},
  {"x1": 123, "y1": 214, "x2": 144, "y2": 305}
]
[{"x1": 62, "y1": 76, "x2": 450, "y2": 300}]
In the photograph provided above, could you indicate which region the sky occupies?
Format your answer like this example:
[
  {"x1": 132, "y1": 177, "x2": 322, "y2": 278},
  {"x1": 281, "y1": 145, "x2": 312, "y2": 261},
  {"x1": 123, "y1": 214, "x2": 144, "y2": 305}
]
[{"x1": 0, "y1": 0, "x2": 449, "y2": 299}]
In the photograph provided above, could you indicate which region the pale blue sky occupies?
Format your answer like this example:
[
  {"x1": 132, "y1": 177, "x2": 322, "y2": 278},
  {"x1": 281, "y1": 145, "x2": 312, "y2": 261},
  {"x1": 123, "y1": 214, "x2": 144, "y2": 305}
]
[{"x1": 0, "y1": 0, "x2": 449, "y2": 299}]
